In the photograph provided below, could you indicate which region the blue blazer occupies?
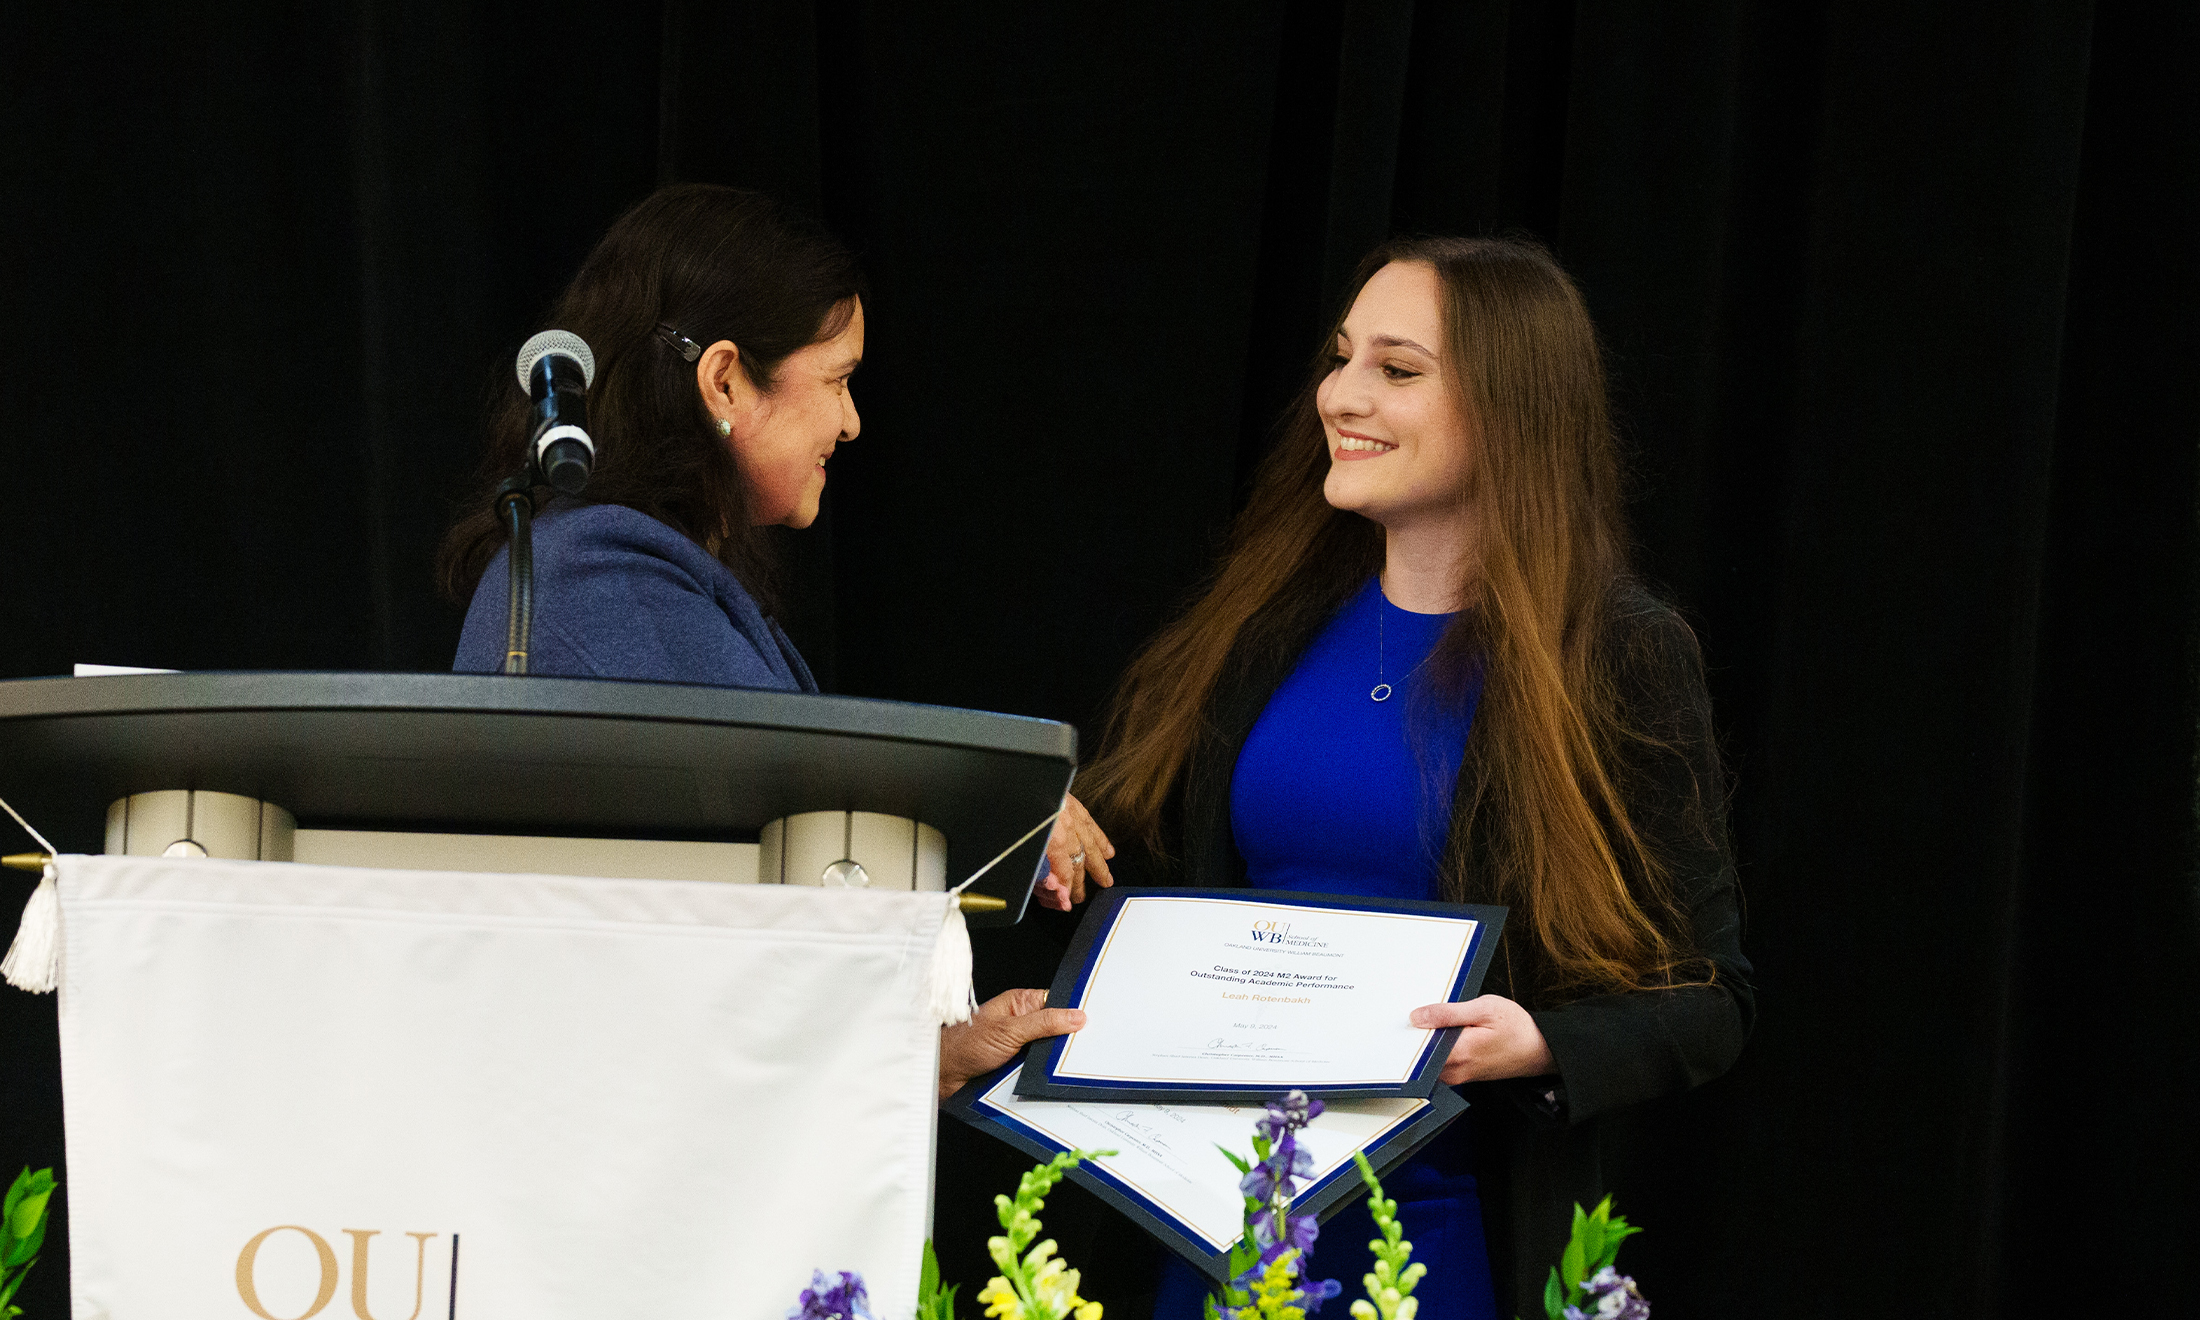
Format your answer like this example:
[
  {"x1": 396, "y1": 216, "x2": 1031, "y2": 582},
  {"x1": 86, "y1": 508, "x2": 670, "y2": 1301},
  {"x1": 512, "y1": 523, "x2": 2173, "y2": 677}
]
[{"x1": 453, "y1": 503, "x2": 817, "y2": 692}]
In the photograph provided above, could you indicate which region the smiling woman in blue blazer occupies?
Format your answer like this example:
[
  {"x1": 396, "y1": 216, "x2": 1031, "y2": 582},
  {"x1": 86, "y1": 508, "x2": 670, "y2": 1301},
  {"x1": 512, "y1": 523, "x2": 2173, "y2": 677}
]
[
  {"x1": 439, "y1": 185, "x2": 1112, "y2": 909},
  {"x1": 435, "y1": 184, "x2": 1110, "y2": 1093}
]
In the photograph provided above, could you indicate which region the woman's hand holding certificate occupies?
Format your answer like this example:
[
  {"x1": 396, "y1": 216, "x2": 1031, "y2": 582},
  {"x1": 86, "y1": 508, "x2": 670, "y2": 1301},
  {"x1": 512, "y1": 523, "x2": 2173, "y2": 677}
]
[
  {"x1": 1016, "y1": 888, "x2": 1504, "y2": 1102},
  {"x1": 1411, "y1": 994, "x2": 1557, "y2": 1084}
]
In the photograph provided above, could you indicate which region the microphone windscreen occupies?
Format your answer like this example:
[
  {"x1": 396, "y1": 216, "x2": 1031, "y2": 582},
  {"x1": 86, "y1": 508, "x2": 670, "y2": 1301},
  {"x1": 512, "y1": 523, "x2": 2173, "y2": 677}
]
[{"x1": 515, "y1": 330, "x2": 597, "y2": 390}]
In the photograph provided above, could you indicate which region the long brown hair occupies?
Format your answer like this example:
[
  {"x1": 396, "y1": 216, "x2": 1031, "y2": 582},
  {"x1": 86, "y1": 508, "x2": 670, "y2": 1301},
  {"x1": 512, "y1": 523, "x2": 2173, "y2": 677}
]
[
  {"x1": 437, "y1": 184, "x2": 866, "y2": 610},
  {"x1": 1080, "y1": 235, "x2": 1701, "y2": 1002}
]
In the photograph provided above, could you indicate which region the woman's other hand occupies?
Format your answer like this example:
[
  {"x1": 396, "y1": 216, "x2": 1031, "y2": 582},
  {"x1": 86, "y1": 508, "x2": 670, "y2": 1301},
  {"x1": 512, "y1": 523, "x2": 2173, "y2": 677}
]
[
  {"x1": 939, "y1": 988, "x2": 1086, "y2": 1101},
  {"x1": 1034, "y1": 792, "x2": 1116, "y2": 911},
  {"x1": 1411, "y1": 994, "x2": 1557, "y2": 1084}
]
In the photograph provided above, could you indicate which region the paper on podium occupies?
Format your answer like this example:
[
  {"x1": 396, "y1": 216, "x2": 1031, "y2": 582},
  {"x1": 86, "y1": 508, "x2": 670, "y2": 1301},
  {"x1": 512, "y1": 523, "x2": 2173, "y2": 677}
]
[{"x1": 43, "y1": 854, "x2": 958, "y2": 1320}]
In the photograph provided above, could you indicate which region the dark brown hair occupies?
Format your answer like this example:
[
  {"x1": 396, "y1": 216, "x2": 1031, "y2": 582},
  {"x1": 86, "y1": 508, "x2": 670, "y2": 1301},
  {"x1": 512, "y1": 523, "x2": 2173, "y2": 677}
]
[
  {"x1": 437, "y1": 184, "x2": 866, "y2": 611},
  {"x1": 1079, "y1": 235, "x2": 1701, "y2": 1002}
]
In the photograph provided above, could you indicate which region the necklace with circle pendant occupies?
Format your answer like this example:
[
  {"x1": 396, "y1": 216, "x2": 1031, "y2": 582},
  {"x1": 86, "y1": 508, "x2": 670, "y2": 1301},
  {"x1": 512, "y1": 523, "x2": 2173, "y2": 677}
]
[{"x1": 1372, "y1": 595, "x2": 1434, "y2": 702}]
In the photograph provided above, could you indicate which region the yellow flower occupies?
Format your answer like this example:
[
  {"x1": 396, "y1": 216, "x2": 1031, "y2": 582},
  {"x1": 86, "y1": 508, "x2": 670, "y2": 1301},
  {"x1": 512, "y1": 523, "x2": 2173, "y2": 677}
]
[
  {"x1": 1249, "y1": 1249, "x2": 1307, "y2": 1320},
  {"x1": 1030, "y1": 1251, "x2": 1102, "y2": 1320},
  {"x1": 977, "y1": 1277, "x2": 1026, "y2": 1320}
]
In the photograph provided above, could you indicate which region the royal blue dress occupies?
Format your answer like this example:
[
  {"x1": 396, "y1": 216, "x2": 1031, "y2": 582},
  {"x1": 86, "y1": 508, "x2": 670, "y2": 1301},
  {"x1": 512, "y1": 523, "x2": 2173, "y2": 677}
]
[{"x1": 1150, "y1": 578, "x2": 1496, "y2": 1320}]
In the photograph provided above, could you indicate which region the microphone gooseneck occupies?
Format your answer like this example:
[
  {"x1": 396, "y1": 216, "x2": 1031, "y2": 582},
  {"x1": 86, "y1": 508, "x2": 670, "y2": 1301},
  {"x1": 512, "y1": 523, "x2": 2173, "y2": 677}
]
[{"x1": 497, "y1": 476, "x2": 534, "y2": 675}]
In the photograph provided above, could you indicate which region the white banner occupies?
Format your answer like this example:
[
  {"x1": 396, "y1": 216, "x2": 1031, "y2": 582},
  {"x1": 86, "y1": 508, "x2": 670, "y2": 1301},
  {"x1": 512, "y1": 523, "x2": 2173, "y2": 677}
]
[{"x1": 47, "y1": 854, "x2": 953, "y2": 1320}]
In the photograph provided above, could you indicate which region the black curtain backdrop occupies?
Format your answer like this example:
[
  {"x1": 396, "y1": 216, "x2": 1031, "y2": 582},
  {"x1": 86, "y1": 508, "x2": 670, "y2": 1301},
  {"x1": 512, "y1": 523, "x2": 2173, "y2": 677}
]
[{"x1": 2, "y1": 3, "x2": 2193, "y2": 1316}]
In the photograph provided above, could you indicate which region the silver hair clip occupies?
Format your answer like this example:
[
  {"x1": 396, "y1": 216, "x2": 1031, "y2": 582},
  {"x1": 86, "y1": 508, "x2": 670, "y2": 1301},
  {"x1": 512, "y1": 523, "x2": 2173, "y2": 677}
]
[{"x1": 655, "y1": 322, "x2": 704, "y2": 363}]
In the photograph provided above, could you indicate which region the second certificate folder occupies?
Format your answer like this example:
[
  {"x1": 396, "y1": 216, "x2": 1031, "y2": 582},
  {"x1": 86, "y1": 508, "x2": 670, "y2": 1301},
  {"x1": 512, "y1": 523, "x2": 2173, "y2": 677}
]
[{"x1": 1015, "y1": 887, "x2": 1506, "y2": 1104}]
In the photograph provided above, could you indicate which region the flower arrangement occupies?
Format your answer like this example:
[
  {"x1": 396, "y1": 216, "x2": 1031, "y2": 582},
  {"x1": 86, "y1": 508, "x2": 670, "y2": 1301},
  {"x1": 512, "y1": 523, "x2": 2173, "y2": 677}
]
[
  {"x1": 1210, "y1": 1090, "x2": 1343, "y2": 1320},
  {"x1": 795, "y1": 1149, "x2": 1111, "y2": 1320},
  {"x1": 1537, "y1": 1199, "x2": 1646, "y2": 1320},
  {"x1": 786, "y1": 1100, "x2": 1652, "y2": 1320},
  {"x1": 1, "y1": 1167, "x2": 55, "y2": 1319}
]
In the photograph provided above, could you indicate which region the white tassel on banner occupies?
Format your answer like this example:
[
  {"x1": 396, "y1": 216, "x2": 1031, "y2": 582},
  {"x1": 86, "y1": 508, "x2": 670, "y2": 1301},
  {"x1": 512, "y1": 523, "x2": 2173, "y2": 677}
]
[
  {"x1": 928, "y1": 805, "x2": 1063, "y2": 1026},
  {"x1": 2, "y1": 859, "x2": 59, "y2": 994},
  {"x1": 929, "y1": 894, "x2": 975, "y2": 1026},
  {"x1": 0, "y1": 791, "x2": 61, "y2": 994}
]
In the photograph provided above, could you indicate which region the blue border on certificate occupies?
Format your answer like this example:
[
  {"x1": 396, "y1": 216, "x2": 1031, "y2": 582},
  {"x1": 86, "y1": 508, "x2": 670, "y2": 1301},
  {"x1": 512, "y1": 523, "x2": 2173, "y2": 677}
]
[
  {"x1": 1015, "y1": 886, "x2": 1507, "y2": 1104},
  {"x1": 944, "y1": 1062, "x2": 1471, "y2": 1284}
]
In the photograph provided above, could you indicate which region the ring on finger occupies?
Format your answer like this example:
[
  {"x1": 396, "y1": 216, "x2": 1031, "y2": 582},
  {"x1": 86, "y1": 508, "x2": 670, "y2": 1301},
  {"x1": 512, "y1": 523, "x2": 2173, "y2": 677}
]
[{"x1": 1070, "y1": 851, "x2": 1086, "y2": 868}]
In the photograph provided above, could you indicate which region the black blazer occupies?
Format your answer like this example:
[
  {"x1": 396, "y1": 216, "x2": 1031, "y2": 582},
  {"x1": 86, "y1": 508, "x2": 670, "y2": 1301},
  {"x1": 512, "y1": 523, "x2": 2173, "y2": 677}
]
[{"x1": 1130, "y1": 582, "x2": 1755, "y2": 1315}]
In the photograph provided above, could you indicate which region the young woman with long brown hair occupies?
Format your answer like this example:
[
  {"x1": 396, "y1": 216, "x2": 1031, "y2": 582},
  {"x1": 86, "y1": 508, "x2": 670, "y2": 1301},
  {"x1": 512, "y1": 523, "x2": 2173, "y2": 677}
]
[{"x1": 1076, "y1": 237, "x2": 1753, "y2": 1319}]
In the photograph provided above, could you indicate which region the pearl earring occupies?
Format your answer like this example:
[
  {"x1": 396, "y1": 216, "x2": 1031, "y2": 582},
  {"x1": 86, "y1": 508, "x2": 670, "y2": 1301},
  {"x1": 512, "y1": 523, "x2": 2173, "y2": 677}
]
[{"x1": 715, "y1": 417, "x2": 732, "y2": 437}]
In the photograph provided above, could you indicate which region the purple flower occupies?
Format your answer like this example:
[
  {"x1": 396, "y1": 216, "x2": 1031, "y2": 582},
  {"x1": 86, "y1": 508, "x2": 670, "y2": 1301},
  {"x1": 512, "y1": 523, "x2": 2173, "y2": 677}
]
[
  {"x1": 1576, "y1": 1266, "x2": 1650, "y2": 1320},
  {"x1": 791, "y1": 1270, "x2": 874, "y2": 1320},
  {"x1": 1232, "y1": 1212, "x2": 1335, "y2": 1293},
  {"x1": 1238, "y1": 1141, "x2": 1315, "y2": 1202},
  {"x1": 1227, "y1": 1094, "x2": 1342, "y2": 1318},
  {"x1": 1301, "y1": 1275, "x2": 1344, "y2": 1313},
  {"x1": 1255, "y1": 1090, "x2": 1325, "y2": 1142},
  {"x1": 1253, "y1": 1208, "x2": 1321, "y2": 1255}
]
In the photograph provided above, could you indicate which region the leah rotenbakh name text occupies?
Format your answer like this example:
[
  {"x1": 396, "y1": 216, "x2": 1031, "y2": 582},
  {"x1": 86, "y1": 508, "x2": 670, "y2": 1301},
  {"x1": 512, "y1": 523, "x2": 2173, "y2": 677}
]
[{"x1": 1189, "y1": 967, "x2": 1358, "y2": 992}]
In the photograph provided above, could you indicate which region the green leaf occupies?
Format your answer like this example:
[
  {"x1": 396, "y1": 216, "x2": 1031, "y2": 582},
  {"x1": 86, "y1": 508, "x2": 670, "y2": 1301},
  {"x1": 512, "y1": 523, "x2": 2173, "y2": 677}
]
[
  {"x1": 1229, "y1": 1234, "x2": 1260, "y2": 1273},
  {"x1": 6, "y1": 1190, "x2": 51, "y2": 1244},
  {"x1": 918, "y1": 1239, "x2": 943, "y2": 1313},
  {"x1": 2, "y1": 1171, "x2": 50, "y2": 1229},
  {"x1": 1216, "y1": 1144, "x2": 1253, "y2": 1174},
  {"x1": 1595, "y1": 1223, "x2": 1641, "y2": 1272},
  {"x1": 3, "y1": 1212, "x2": 43, "y2": 1270},
  {"x1": 1560, "y1": 1236, "x2": 1586, "y2": 1296},
  {"x1": 1543, "y1": 1266, "x2": 1565, "y2": 1320}
]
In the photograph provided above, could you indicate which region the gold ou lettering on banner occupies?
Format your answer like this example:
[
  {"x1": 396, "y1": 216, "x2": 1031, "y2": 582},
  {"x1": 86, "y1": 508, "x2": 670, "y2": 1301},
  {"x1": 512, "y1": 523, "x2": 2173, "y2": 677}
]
[
  {"x1": 343, "y1": 1228, "x2": 439, "y2": 1320},
  {"x1": 236, "y1": 1225, "x2": 339, "y2": 1320}
]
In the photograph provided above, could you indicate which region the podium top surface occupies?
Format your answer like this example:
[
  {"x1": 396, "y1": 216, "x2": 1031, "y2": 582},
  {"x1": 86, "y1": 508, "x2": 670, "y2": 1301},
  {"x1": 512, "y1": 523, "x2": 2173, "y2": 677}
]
[{"x1": 0, "y1": 672, "x2": 1078, "y2": 924}]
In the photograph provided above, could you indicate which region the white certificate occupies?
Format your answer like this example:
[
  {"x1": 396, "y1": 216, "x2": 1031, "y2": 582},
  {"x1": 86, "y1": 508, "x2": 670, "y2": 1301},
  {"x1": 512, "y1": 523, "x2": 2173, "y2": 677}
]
[
  {"x1": 975, "y1": 1065, "x2": 1430, "y2": 1251},
  {"x1": 1021, "y1": 890, "x2": 1496, "y2": 1100}
]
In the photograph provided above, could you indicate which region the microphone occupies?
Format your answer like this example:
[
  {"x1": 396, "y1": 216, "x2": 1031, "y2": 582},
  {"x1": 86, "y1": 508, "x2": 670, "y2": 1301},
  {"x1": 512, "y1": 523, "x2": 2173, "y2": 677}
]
[{"x1": 513, "y1": 330, "x2": 598, "y2": 496}]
